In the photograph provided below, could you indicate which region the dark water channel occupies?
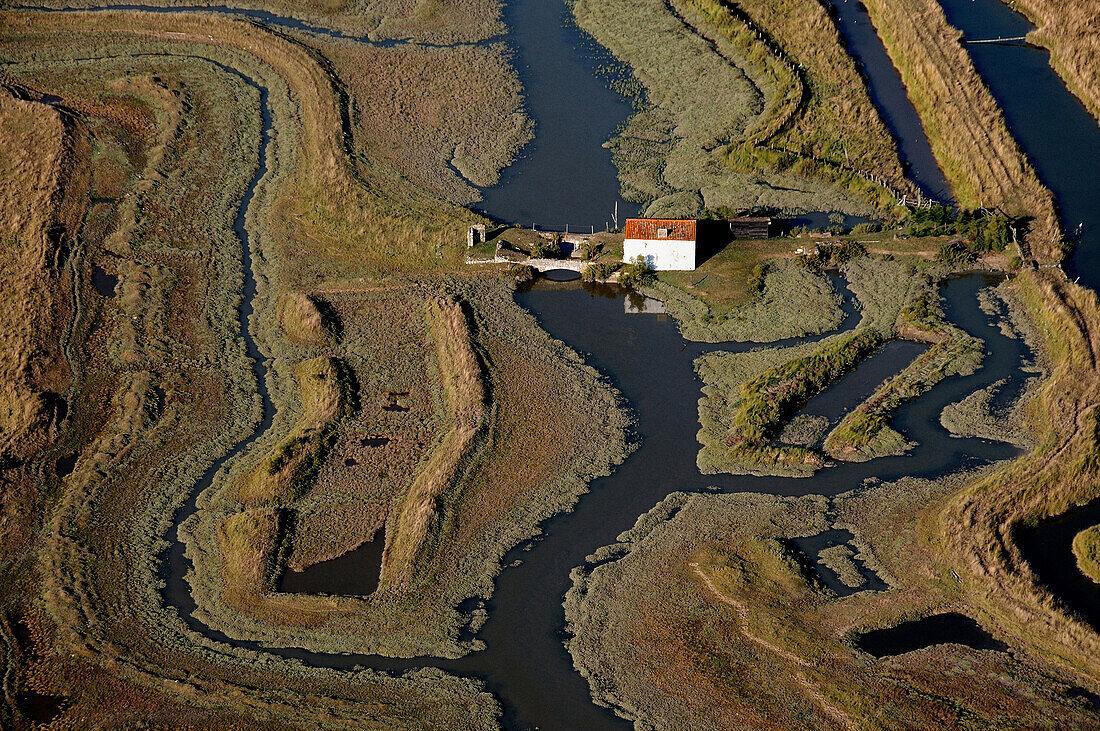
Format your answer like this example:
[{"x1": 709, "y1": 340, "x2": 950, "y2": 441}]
[
  {"x1": 1017, "y1": 501, "x2": 1100, "y2": 631},
  {"x1": 472, "y1": 0, "x2": 641, "y2": 229},
  {"x1": 821, "y1": 0, "x2": 953, "y2": 202},
  {"x1": 935, "y1": 0, "x2": 1100, "y2": 625},
  {"x1": 856, "y1": 612, "x2": 1007, "y2": 657},
  {"x1": 937, "y1": 0, "x2": 1100, "y2": 292},
  {"x1": 791, "y1": 339, "x2": 928, "y2": 434}
]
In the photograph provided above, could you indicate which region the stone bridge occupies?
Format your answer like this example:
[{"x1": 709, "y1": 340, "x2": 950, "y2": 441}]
[{"x1": 466, "y1": 255, "x2": 588, "y2": 273}]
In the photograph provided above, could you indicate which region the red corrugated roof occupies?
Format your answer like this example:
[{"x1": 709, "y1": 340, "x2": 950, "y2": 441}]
[{"x1": 624, "y1": 218, "x2": 697, "y2": 241}]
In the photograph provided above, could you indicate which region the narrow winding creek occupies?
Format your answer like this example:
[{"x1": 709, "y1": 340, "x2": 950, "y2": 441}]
[{"x1": 27, "y1": 0, "x2": 1100, "y2": 727}]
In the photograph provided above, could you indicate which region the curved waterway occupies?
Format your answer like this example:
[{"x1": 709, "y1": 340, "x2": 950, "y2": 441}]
[
  {"x1": 933, "y1": 0, "x2": 1100, "y2": 622},
  {"x1": 32, "y1": 0, "x2": 641, "y2": 228},
  {"x1": 25, "y1": 2, "x2": 1076, "y2": 728}
]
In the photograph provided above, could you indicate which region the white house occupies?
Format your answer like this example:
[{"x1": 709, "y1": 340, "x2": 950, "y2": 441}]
[{"x1": 623, "y1": 218, "x2": 697, "y2": 271}]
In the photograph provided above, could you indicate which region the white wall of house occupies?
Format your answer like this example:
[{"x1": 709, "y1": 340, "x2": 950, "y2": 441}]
[{"x1": 623, "y1": 239, "x2": 697, "y2": 271}]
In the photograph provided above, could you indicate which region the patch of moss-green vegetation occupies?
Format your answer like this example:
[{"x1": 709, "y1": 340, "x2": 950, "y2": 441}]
[
  {"x1": 1073, "y1": 525, "x2": 1100, "y2": 585},
  {"x1": 736, "y1": 330, "x2": 883, "y2": 443},
  {"x1": 696, "y1": 257, "x2": 945, "y2": 475},
  {"x1": 696, "y1": 329, "x2": 881, "y2": 477}
]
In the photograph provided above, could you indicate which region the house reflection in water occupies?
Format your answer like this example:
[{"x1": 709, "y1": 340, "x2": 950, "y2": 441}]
[{"x1": 625, "y1": 292, "x2": 667, "y2": 319}]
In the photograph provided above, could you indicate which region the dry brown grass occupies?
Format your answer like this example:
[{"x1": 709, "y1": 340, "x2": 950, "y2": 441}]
[
  {"x1": 325, "y1": 41, "x2": 531, "y2": 205},
  {"x1": 1010, "y1": 0, "x2": 1100, "y2": 123},
  {"x1": 26, "y1": 0, "x2": 504, "y2": 43},
  {"x1": 237, "y1": 357, "x2": 352, "y2": 504},
  {"x1": 381, "y1": 296, "x2": 486, "y2": 588},
  {"x1": 0, "y1": 89, "x2": 77, "y2": 462},
  {"x1": 858, "y1": 0, "x2": 1061, "y2": 261},
  {"x1": 698, "y1": 0, "x2": 907, "y2": 188},
  {"x1": 2, "y1": 11, "x2": 482, "y2": 283},
  {"x1": 566, "y1": 488, "x2": 1099, "y2": 729},
  {"x1": 276, "y1": 292, "x2": 329, "y2": 346},
  {"x1": 936, "y1": 270, "x2": 1100, "y2": 680}
]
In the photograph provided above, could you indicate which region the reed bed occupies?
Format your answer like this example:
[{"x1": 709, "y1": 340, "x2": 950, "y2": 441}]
[
  {"x1": 0, "y1": 90, "x2": 76, "y2": 463},
  {"x1": 324, "y1": 41, "x2": 531, "y2": 205},
  {"x1": 574, "y1": 0, "x2": 890, "y2": 217},
  {"x1": 1072, "y1": 524, "x2": 1100, "y2": 584},
  {"x1": 565, "y1": 484, "x2": 1096, "y2": 729},
  {"x1": 25, "y1": 0, "x2": 505, "y2": 43},
  {"x1": 0, "y1": 24, "x2": 504, "y2": 726},
  {"x1": 643, "y1": 261, "x2": 844, "y2": 343}
]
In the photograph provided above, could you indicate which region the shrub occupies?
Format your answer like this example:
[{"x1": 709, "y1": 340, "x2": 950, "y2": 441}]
[
  {"x1": 582, "y1": 262, "x2": 619, "y2": 282},
  {"x1": 508, "y1": 263, "x2": 536, "y2": 282},
  {"x1": 851, "y1": 222, "x2": 881, "y2": 235},
  {"x1": 618, "y1": 255, "x2": 655, "y2": 287},
  {"x1": 936, "y1": 240, "x2": 978, "y2": 267},
  {"x1": 579, "y1": 240, "x2": 603, "y2": 261},
  {"x1": 747, "y1": 262, "x2": 770, "y2": 293},
  {"x1": 531, "y1": 237, "x2": 562, "y2": 259}
]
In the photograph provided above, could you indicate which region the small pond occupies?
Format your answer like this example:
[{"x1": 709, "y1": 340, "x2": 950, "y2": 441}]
[
  {"x1": 856, "y1": 612, "x2": 1007, "y2": 657},
  {"x1": 91, "y1": 265, "x2": 117, "y2": 297},
  {"x1": 278, "y1": 529, "x2": 385, "y2": 597}
]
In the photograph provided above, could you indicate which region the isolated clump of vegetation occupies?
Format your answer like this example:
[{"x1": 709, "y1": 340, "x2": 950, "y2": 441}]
[
  {"x1": 851, "y1": 222, "x2": 882, "y2": 235},
  {"x1": 276, "y1": 292, "x2": 340, "y2": 346},
  {"x1": 582, "y1": 261, "x2": 620, "y2": 282},
  {"x1": 906, "y1": 205, "x2": 1012, "y2": 249},
  {"x1": 530, "y1": 236, "x2": 563, "y2": 259},
  {"x1": 817, "y1": 544, "x2": 863, "y2": 588},
  {"x1": 797, "y1": 240, "x2": 867, "y2": 270},
  {"x1": 508, "y1": 263, "x2": 536, "y2": 283},
  {"x1": 617, "y1": 256, "x2": 655, "y2": 287},
  {"x1": 1072, "y1": 525, "x2": 1100, "y2": 585}
]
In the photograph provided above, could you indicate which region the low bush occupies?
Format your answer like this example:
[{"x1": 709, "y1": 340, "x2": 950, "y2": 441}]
[
  {"x1": 582, "y1": 261, "x2": 619, "y2": 282},
  {"x1": 531, "y1": 237, "x2": 562, "y2": 259},
  {"x1": 618, "y1": 255, "x2": 655, "y2": 287},
  {"x1": 508, "y1": 263, "x2": 536, "y2": 283}
]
